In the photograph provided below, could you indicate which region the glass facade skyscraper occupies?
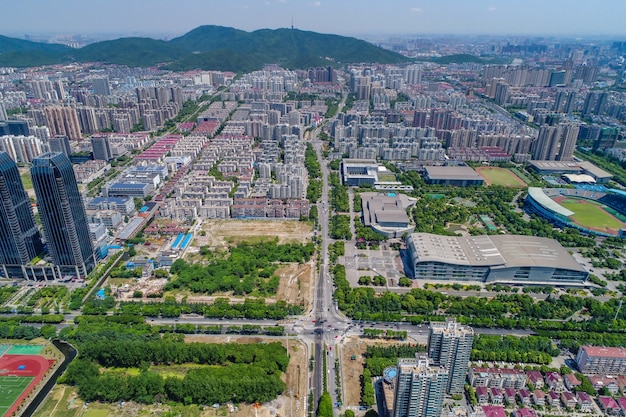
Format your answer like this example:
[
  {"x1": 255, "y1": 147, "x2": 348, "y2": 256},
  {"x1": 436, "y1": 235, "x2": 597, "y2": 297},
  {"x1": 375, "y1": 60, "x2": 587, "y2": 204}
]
[
  {"x1": 0, "y1": 151, "x2": 44, "y2": 278},
  {"x1": 31, "y1": 152, "x2": 95, "y2": 278}
]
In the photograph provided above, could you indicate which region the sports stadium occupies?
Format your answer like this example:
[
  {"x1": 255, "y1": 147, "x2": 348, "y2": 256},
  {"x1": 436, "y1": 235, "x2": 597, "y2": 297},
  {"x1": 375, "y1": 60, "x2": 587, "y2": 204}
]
[{"x1": 525, "y1": 186, "x2": 626, "y2": 237}]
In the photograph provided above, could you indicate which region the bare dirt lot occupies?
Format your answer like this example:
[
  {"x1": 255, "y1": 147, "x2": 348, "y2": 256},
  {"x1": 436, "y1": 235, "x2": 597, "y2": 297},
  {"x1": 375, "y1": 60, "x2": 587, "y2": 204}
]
[
  {"x1": 340, "y1": 336, "x2": 412, "y2": 407},
  {"x1": 275, "y1": 262, "x2": 315, "y2": 310},
  {"x1": 185, "y1": 335, "x2": 309, "y2": 417},
  {"x1": 198, "y1": 219, "x2": 313, "y2": 249}
]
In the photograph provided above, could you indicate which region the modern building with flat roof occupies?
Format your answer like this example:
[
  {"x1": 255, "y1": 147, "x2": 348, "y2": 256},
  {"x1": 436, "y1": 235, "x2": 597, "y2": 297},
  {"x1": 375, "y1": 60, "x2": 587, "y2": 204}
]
[
  {"x1": 407, "y1": 232, "x2": 588, "y2": 285},
  {"x1": 341, "y1": 159, "x2": 379, "y2": 186},
  {"x1": 576, "y1": 346, "x2": 626, "y2": 374},
  {"x1": 529, "y1": 160, "x2": 613, "y2": 183},
  {"x1": 423, "y1": 165, "x2": 484, "y2": 186},
  {"x1": 361, "y1": 192, "x2": 416, "y2": 238}
]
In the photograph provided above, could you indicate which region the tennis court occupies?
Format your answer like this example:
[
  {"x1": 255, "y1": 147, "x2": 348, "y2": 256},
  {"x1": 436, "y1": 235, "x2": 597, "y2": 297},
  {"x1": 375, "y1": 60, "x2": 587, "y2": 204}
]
[
  {"x1": 7, "y1": 345, "x2": 43, "y2": 355},
  {"x1": 0, "y1": 375, "x2": 34, "y2": 417},
  {"x1": 0, "y1": 345, "x2": 10, "y2": 356}
]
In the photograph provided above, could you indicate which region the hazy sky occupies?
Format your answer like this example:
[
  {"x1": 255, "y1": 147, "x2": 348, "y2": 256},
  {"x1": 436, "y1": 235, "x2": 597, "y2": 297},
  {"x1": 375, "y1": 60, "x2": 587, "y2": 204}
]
[{"x1": 2, "y1": 0, "x2": 626, "y2": 38}]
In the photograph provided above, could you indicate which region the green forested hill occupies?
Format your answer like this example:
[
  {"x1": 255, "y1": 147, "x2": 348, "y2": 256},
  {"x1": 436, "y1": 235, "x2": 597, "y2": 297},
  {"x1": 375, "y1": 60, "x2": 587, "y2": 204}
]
[{"x1": 0, "y1": 26, "x2": 410, "y2": 71}]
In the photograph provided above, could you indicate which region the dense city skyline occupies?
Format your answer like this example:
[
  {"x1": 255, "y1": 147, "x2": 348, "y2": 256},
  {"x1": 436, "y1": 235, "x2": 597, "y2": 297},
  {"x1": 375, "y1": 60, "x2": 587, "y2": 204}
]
[{"x1": 2, "y1": 0, "x2": 626, "y2": 39}]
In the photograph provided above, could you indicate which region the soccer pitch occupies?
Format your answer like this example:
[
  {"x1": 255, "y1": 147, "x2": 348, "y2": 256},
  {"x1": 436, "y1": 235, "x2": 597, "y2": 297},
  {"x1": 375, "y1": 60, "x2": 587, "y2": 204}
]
[
  {"x1": 0, "y1": 375, "x2": 34, "y2": 416},
  {"x1": 476, "y1": 167, "x2": 526, "y2": 188},
  {"x1": 560, "y1": 198, "x2": 624, "y2": 231}
]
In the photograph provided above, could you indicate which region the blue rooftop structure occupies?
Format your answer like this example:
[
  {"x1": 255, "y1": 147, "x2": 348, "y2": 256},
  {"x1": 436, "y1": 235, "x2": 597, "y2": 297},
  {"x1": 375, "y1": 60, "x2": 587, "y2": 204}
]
[
  {"x1": 172, "y1": 233, "x2": 184, "y2": 249},
  {"x1": 181, "y1": 233, "x2": 193, "y2": 249}
]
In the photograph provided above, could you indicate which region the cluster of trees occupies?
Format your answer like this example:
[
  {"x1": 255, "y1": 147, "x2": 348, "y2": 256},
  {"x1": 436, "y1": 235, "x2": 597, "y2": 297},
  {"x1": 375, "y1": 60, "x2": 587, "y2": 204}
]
[
  {"x1": 317, "y1": 391, "x2": 333, "y2": 417},
  {"x1": 0, "y1": 286, "x2": 18, "y2": 304},
  {"x1": 358, "y1": 275, "x2": 387, "y2": 286},
  {"x1": 117, "y1": 298, "x2": 302, "y2": 320},
  {"x1": 305, "y1": 143, "x2": 321, "y2": 179},
  {"x1": 109, "y1": 266, "x2": 142, "y2": 279},
  {"x1": 307, "y1": 178, "x2": 322, "y2": 202},
  {"x1": 471, "y1": 335, "x2": 558, "y2": 365},
  {"x1": 329, "y1": 215, "x2": 351, "y2": 240},
  {"x1": 360, "y1": 369, "x2": 375, "y2": 406},
  {"x1": 330, "y1": 172, "x2": 350, "y2": 212},
  {"x1": 79, "y1": 339, "x2": 288, "y2": 370},
  {"x1": 354, "y1": 217, "x2": 387, "y2": 246},
  {"x1": 165, "y1": 240, "x2": 313, "y2": 295},
  {"x1": 324, "y1": 97, "x2": 340, "y2": 118},
  {"x1": 26, "y1": 285, "x2": 69, "y2": 308},
  {"x1": 582, "y1": 245, "x2": 623, "y2": 270},
  {"x1": 0, "y1": 314, "x2": 63, "y2": 324},
  {"x1": 225, "y1": 325, "x2": 284, "y2": 336},
  {"x1": 0, "y1": 323, "x2": 56, "y2": 340},
  {"x1": 363, "y1": 345, "x2": 426, "y2": 376},
  {"x1": 329, "y1": 241, "x2": 345, "y2": 264},
  {"x1": 59, "y1": 326, "x2": 289, "y2": 406},
  {"x1": 64, "y1": 359, "x2": 285, "y2": 405},
  {"x1": 362, "y1": 328, "x2": 407, "y2": 340}
]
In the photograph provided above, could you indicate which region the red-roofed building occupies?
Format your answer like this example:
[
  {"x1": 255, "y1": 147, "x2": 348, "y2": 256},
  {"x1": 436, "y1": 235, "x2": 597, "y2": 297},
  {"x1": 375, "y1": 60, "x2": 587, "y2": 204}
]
[
  {"x1": 477, "y1": 386, "x2": 489, "y2": 405},
  {"x1": 547, "y1": 390, "x2": 561, "y2": 407},
  {"x1": 589, "y1": 375, "x2": 620, "y2": 394},
  {"x1": 518, "y1": 389, "x2": 531, "y2": 406},
  {"x1": 577, "y1": 391, "x2": 594, "y2": 412},
  {"x1": 503, "y1": 388, "x2": 516, "y2": 404},
  {"x1": 577, "y1": 345, "x2": 626, "y2": 374},
  {"x1": 490, "y1": 387, "x2": 503, "y2": 405},
  {"x1": 561, "y1": 391, "x2": 577, "y2": 409},
  {"x1": 512, "y1": 408, "x2": 536, "y2": 417},
  {"x1": 481, "y1": 406, "x2": 506, "y2": 417},
  {"x1": 532, "y1": 390, "x2": 545, "y2": 406},
  {"x1": 526, "y1": 370, "x2": 544, "y2": 389},
  {"x1": 599, "y1": 396, "x2": 621, "y2": 415},
  {"x1": 617, "y1": 397, "x2": 626, "y2": 414},
  {"x1": 544, "y1": 372, "x2": 566, "y2": 393},
  {"x1": 564, "y1": 373, "x2": 581, "y2": 391}
]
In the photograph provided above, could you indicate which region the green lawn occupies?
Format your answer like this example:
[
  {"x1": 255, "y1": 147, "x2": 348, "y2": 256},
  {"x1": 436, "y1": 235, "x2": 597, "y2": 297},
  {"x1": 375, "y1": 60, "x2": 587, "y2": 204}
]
[
  {"x1": 477, "y1": 167, "x2": 526, "y2": 188},
  {"x1": 0, "y1": 375, "x2": 33, "y2": 415},
  {"x1": 20, "y1": 171, "x2": 33, "y2": 190},
  {"x1": 84, "y1": 409, "x2": 109, "y2": 417},
  {"x1": 560, "y1": 198, "x2": 624, "y2": 231}
]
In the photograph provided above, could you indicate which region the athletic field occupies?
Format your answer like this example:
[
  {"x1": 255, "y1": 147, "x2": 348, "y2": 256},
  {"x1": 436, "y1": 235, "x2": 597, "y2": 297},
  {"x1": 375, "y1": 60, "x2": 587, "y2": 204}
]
[
  {"x1": 0, "y1": 353, "x2": 53, "y2": 417},
  {"x1": 0, "y1": 375, "x2": 34, "y2": 416},
  {"x1": 476, "y1": 166, "x2": 527, "y2": 188},
  {"x1": 558, "y1": 197, "x2": 625, "y2": 234}
]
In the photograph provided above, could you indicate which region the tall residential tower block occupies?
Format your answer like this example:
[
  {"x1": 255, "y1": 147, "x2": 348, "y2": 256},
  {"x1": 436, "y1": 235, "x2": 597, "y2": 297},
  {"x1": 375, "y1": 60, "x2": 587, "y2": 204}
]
[{"x1": 428, "y1": 319, "x2": 474, "y2": 394}]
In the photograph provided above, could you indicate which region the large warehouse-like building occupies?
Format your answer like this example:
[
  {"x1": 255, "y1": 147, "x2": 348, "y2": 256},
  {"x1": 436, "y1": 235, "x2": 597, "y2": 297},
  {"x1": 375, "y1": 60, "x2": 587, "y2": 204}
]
[
  {"x1": 406, "y1": 233, "x2": 588, "y2": 285},
  {"x1": 423, "y1": 165, "x2": 485, "y2": 187}
]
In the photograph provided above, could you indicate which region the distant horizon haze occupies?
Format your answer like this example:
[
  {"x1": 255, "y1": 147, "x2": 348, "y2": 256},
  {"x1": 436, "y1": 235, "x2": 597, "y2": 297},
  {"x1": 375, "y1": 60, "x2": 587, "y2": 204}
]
[{"x1": 2, "y1": 0, "x2": 626, "y2": 39}]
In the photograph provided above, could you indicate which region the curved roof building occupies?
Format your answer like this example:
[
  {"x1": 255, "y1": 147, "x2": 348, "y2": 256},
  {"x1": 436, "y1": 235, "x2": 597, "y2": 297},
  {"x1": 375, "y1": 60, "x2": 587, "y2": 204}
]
[{"x1": 407, "y1": 232, "x2": 587, "y2": 285}]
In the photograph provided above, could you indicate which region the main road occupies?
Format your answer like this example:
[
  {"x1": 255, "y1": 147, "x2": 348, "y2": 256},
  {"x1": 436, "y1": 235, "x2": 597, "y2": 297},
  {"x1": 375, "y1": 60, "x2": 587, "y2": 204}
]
[{"x1": 309, "y1": 96, "x2": 353, "y2": 415}]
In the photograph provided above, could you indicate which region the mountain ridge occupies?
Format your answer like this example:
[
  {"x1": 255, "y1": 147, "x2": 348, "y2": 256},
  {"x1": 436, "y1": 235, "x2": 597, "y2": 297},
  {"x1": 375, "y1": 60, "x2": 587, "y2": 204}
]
[{"x1": 0, "y1": 25, "x2": 410, "y2": 71}]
